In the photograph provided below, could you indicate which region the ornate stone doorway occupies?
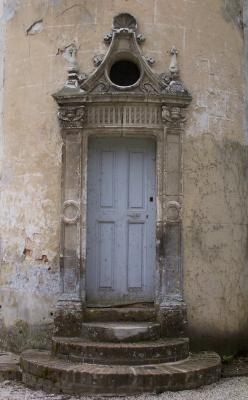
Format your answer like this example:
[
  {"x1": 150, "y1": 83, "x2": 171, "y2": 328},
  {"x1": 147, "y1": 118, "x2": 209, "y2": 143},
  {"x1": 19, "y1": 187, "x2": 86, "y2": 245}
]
[{"x1": 53, "y1": 13, "x2": 192, "y2": 337}]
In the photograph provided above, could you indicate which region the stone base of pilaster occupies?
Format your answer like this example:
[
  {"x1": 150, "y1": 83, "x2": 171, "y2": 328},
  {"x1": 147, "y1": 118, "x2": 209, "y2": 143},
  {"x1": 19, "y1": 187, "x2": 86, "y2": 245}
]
[
  {"x1": 54, "y1": 298, "x2": 83, "y2": 337},
  {"x1": 158, "y1": 302, "x2": 187, "y2": 337}
]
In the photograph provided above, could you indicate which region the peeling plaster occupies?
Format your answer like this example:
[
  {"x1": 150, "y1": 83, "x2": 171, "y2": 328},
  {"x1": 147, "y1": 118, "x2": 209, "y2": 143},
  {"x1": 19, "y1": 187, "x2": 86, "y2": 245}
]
[{"x1": 26, "y1": 19, "x2": 43, "y2": 35}]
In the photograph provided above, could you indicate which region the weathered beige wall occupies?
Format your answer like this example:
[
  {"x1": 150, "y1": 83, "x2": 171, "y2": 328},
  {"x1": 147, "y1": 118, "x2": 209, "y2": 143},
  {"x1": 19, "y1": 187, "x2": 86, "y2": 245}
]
[{"x1": 0, "y1": 0, "x2": 247, "y2": 353}]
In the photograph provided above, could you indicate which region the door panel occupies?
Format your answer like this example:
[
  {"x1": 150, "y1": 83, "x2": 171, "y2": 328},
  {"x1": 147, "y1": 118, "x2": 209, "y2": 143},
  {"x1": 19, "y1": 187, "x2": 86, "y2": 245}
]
[
  {"x1": 86, "y1": 137, "x2": 156, "y2": 306},
  {"x1": 127, "y1": 222, "x2": 144, "y2": 289},
  {"x1": 128, "y1": 151, "x2": 144, "y2": 209},
  {"x1": 97, "y1": 221, "x2": 115, "y2": 289},
  {"x1": 100, "y1": 151, "x2": 115, "y2": 208}
]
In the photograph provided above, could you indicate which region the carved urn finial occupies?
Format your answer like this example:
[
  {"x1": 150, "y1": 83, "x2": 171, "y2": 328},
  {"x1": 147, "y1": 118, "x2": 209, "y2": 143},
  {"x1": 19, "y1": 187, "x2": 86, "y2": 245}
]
[{"x1": 169, "y1": 46, "x2": 179, "y2": 79}]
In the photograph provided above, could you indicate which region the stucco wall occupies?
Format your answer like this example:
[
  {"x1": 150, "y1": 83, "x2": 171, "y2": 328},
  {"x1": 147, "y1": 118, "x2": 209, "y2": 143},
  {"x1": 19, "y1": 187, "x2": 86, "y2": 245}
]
[{"x1": 0, "y1": 0, "x2": 247, "y2": 353}]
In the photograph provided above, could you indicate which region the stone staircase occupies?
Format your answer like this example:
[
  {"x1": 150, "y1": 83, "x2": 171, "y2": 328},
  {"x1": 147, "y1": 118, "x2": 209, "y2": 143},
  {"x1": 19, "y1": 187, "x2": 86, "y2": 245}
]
[{"x1": 20, "y1": 307, "x2": 221, "y2": 395}]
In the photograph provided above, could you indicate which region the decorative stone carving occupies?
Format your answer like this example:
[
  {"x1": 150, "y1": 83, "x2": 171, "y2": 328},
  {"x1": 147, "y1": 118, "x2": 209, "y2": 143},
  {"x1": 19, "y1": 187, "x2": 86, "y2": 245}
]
[
  {"x1": 104, "y1": 13, "x2": 145, "y2": 47},
  {"x1": 86, "y1": 104, "x2": 162, "y2": 127},
  {"x1": 62, "y1": 200, "x2": 80, "y2": 225},
  {"x1": 164, "y1": 80, "x2": 189, "y2": 95},
  {"x1": 78, "y1": 73, "x2": 88, "y2": 86},
  {"x1": 65, "y1": 44, "x2": 80, "y2": 88},
  {"x1": 141, "y1": 81, "x2": 159, "y2": 94},
  {"x1": 113, "y1": 13, "x2": 137, "y2": 32},
  {"x1": 58, "y1": 106, "x2": 85, "y2": 129},
  {"x1": 90, "y1": 79, "x2": 110, "y2": 94},
  {"x1": 104, "y1": 32, "x2": 113, "y2": 44},
  {"x1": 137, "y1": 33, "x2": 146, "y2": 43},
  {"x1": 93, "y1": 54, "x2": 105, "y2": 67},
  {"x1": 166, "y1": 201, "x2": 182, "y2": 223},
  {"x1": 168, "y1": 46, "x2": 179, "y2": 79},
  {"x1": 162, "y1": 106, "x2": 186, "y2": 128},
  {"x1": 143, "y1": 55, "x2": 155, "y2": 66},
  {"x1": 159, "y1": 48, "x2": 190, "y2": 96}
]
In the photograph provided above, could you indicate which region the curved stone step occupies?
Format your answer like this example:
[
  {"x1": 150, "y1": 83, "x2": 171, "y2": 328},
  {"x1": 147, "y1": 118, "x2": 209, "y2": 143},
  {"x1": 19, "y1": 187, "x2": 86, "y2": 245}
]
[
  {"x1": 81, "y1": 322, "x2": 160, "y2": 342},
  {"x1": 0, "y1": 352, "x2": 21, "y2": 382},
  {"x1": 52, "y1": 336, "x2": 189, "y2": 365},
  {"x1": 20, "y1": 350, "x2": 221, "y2": 395},
  {"x1": 84, "y1": 307, "x2": 156, "y2": 322}
]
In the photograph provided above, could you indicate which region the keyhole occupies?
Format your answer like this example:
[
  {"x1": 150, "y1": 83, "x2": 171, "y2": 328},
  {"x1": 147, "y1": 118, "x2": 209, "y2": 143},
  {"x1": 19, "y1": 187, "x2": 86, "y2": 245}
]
[{"x1": 150, "y1": 197, "x2": 153, "y2": 202}]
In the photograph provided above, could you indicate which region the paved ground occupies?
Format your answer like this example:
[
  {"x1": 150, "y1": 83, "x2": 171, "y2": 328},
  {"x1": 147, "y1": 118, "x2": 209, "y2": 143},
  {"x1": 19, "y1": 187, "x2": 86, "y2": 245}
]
[{"x1": 0, "y1": 377, "x2": 248, "y2": 400}]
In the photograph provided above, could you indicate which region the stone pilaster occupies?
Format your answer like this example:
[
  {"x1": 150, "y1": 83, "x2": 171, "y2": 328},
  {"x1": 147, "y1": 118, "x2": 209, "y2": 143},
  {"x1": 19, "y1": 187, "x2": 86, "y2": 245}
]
[
  {"x1": 157, "y1": 105, "x2": 187, "y2": 337},
  {"x1": 54, "y1": 105, "x2": 85, "y2": 336}
]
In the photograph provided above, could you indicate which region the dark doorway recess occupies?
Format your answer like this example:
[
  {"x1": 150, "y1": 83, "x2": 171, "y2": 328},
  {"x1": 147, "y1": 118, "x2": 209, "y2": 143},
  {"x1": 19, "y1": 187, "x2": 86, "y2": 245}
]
[{"x1": 110, "y1": 60, "x2": 140, "y2": 86}]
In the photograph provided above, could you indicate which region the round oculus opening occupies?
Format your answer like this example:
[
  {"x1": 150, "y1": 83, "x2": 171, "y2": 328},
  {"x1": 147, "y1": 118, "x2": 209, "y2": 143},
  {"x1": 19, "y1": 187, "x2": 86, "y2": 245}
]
[{"x1": 109, "y1": 60, "x2": 140, "y2": 87}]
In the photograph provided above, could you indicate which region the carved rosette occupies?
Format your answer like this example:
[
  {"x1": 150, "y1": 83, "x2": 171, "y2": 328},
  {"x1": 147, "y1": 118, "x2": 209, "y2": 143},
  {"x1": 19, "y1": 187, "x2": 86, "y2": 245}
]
[
  {"x1": 58, "y1": 106, "x2": 86, "y2": 129},
  {"x1": 161, "y1": 105, "x2": 186, "y2": 130}
]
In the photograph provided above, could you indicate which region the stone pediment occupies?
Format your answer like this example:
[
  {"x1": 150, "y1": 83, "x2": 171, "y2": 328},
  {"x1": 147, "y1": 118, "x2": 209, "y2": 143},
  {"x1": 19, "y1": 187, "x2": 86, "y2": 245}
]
[
  {"x1": 53, "y1": 13, "x2": 191, "y2": 106},
  {"x1": 81, "y1": 27, "x2": 161, "y2": 96}
]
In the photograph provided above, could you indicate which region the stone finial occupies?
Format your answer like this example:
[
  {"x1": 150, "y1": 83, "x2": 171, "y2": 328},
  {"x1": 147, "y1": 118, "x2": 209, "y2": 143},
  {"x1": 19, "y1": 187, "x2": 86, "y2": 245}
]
[
  {"x1": 168, "y1": 46, "x2": 179, "y2": 79},
  {"x1": 67, "y1": 44, "x2": 78, "y2": 71},
  {"x1": 66, "y1": 44, "x2": 79, "y2": 87}
]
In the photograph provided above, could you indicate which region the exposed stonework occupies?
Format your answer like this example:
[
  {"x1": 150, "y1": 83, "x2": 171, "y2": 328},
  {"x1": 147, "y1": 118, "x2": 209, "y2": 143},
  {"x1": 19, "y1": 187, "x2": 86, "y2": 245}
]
[
  {"x1": 20, "y1": 349, "x2": 221, "y2": 395},
  {"x1": 52, "y1": 336, "x2": 190, "y2": 365},
  {"x1": 0, "y1": 352, "x2": 21, "y2": 382}
]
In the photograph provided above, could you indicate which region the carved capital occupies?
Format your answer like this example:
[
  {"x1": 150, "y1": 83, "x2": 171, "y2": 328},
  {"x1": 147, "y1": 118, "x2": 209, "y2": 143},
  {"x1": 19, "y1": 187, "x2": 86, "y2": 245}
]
[
  {"x1": 162, "y1": 105, "x2": 186, "y2": 129},
  {"x1": 58, "y1": 106, "x2": 85, "y2": 129}
]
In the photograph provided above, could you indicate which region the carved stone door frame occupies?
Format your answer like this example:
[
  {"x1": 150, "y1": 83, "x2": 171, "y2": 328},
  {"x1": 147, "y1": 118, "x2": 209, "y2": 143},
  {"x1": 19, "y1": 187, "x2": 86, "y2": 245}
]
[{"x1": 53, "y1": 13, "x2": 192, "y2": 338}]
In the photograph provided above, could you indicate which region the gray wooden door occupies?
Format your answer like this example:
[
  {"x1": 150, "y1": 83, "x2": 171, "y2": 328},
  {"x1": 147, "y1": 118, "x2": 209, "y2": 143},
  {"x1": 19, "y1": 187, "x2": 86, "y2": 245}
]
[{"x1": 86, "y1": 137, "x2": 156, "y2": 306}]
